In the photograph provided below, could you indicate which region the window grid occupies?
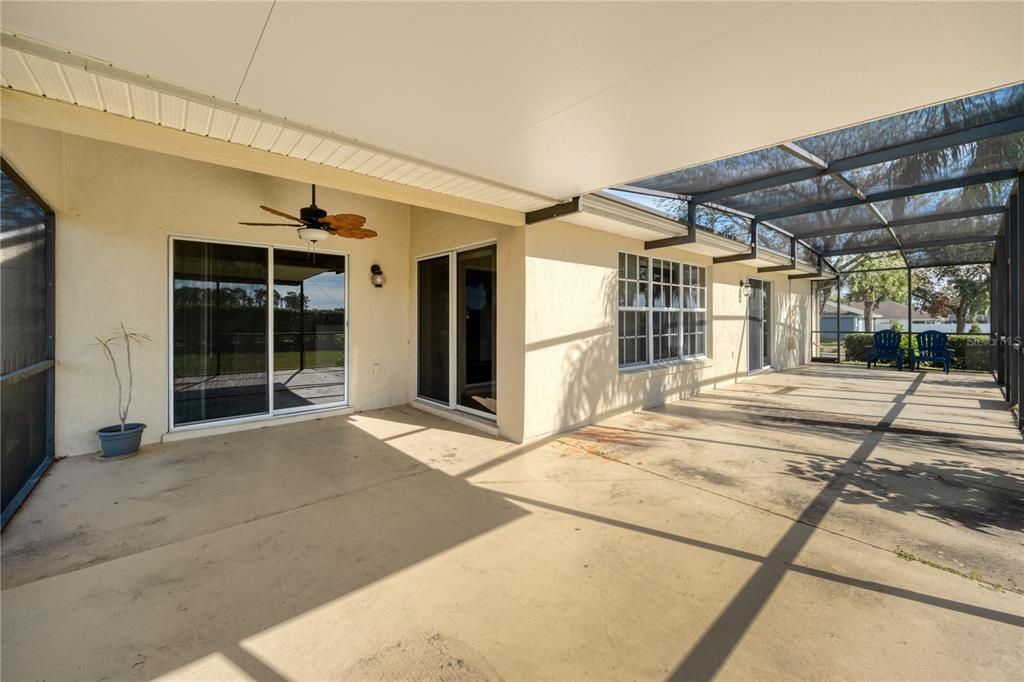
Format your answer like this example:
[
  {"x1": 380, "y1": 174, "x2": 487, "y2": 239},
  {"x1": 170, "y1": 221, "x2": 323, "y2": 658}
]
[{"x1": 618, "y1": 253, "x2": 706, "y2": 368}]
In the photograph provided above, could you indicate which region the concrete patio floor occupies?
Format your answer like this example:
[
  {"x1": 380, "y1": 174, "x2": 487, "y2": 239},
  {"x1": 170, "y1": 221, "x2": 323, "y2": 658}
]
[{"x1": 2, "y1": 364, "x2": 1022, "y2": 681}]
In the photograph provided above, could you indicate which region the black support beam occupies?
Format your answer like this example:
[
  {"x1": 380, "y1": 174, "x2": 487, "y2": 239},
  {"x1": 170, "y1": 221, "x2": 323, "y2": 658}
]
[
  {"x1": 820, "y1": 234, "x2": 998, "y2": 257},
  {"x1": 789, "y1": 270, "x2": 829, "y2": 280},
  {"x1": 794, "y1": 205, "x2": 1006, "y2": 239},
  {"x1": 757, "y1": 169, "x2": 1020, "y2": 222},
  {"x1": 645, "y1": 232, "x2": 694, "y2": 250},
  {"x1": 713, "y1": 217, "x2": 758, "y2": 264},
  {"x1": 525, "y1": 196, "x2": 581, "y2": 224},
  {"x1": 690, "y1": 115, "x2": 1024, "y2": 204}
]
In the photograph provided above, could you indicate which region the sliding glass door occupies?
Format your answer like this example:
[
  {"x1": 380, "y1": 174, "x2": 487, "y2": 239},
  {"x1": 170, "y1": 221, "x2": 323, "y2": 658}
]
[
  {"x1": 457, "y1": 246, "x2": 496, "y2": 415},
  {"x1": 417, "y1": 255, "x2": 450, "y2": 403},
  {"x1": 747, "y1": 278, "x2": 772, "y2": 373},
  {"x1": 762, "y1": 281, "x2": 772, "y2": 369},
  {"x1": 272, "y1": 249, "x2": 346, "y2": 411},
  {"x1": 173, "y1": 241, "x2": 269, "y2": 425},
  {"x1": 171, "y1": 239, "x2": 347, "y2": 428},
  {"x1": 417, "y1": 244, "x2": 496, "y2": 418}
]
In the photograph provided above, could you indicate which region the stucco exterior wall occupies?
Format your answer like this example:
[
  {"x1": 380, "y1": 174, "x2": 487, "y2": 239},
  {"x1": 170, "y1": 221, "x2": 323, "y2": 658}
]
[
  {"x1": 521, "y1": 220, "x2": 812, "y2": 441},
  {"x1": 3, "y1": 120, "x2": 812, "y2": 454},
  {"x1": 408, "y1": 208, "x2": 526, "y2": 442},
  {"x1": 3, "y1": 122, "x2": 413, "y2": 456}
]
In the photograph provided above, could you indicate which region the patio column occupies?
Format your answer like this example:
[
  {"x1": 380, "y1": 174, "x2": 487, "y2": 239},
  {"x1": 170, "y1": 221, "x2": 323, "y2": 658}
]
[
  {"x1": 906, "y1": 267, "x2": 912, "y2": 337},
  {"x1": 835, "y1": 275, "x2": 842, "y2": 362}
]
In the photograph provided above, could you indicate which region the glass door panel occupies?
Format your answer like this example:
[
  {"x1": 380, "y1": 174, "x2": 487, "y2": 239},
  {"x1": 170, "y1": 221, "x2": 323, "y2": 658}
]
[
  {"x1": 272, "y1": 250, "x2": 346, "y2": 410},
  {"x1": 762, "y1": 281, "x2": 772, "y2": 368},
  {"x1": 457, "y1": 246, "x2": 496, "y2": 415},
  {"x1": 173, "y1": 241, "x2": 269, "y2": 425},
  {"x1": 748, "y1": 279, "x2": 764, "y2": 373},
  {"x1": 417, "y1": 255, "x2": 450, "y2": 403}
]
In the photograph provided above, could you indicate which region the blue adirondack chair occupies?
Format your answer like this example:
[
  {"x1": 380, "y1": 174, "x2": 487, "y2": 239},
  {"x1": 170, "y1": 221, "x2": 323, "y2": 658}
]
[
  {"x1": 913, "y1": 330, "x2": 954, "y2": 373},
  {"x1": 867, "y1": 329, "x2": 904, "y2": 370}
]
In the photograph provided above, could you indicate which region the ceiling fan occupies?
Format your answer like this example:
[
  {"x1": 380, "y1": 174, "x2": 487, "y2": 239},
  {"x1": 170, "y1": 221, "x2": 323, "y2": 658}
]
[{"x1": 239, "y1": 184, "x2": 376, "y2": 241}]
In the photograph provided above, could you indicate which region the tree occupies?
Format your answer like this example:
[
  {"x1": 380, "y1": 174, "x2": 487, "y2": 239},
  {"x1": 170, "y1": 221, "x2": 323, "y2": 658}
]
[
  {"x1": 912, "y1": 265, "x2": 989, "y2": 332},
  {"x1": 842, "y1": 255, "x2": 906, "y2": 332},
  {"x1": 280, "y1": 290, "x2": 309, "y2": 311}
]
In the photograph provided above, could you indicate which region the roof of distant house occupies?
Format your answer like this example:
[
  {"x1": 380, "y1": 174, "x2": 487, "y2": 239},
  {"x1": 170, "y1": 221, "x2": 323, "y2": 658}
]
[
  {"x1": 822, "y1": 300, "x2": 942, "y2": 321},
  {"x1": 821, "y1": 302, "x2": 878, "y2": 317}
]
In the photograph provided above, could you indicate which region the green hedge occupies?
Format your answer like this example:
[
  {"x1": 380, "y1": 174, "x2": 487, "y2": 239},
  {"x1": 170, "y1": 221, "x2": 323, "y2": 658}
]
[{"x1": 842, "y1": 333, "x2": 990, "y2": 371}]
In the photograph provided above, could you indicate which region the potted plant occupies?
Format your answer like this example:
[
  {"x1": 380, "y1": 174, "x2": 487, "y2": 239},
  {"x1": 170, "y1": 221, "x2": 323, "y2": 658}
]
[{"x1": 95, "y1": 324, "x2": 150, "y2": 457}]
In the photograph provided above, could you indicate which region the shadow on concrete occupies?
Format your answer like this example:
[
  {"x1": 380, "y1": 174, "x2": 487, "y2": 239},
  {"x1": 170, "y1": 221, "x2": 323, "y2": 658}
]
[
  {"x1": 782, "y1": 454, "x2": 1024, "y2": 534},
  {"x1": 667, "y1": 372, "x2": 927, "y2": 680},
  {"x1": 0, "y1": 412, "x2": 527, "y2": 680}
]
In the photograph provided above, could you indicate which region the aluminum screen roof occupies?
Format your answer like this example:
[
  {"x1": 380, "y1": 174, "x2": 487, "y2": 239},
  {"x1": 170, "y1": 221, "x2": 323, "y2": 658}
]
[{"x1": 622, "y1": 83, "x2": 1023, "y2": 271}]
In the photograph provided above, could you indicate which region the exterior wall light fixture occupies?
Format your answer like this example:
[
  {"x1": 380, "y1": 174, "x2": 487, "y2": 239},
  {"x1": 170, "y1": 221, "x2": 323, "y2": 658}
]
[
  {"x1": 740, "y1": 279, "x2": 751, "y2": 296},
  {"x1": 370, "y1": 264, "x2": 387, "y2": 288}
]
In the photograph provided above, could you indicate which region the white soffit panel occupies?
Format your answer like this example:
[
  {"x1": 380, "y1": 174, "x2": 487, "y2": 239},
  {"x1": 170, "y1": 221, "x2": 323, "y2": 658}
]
[
  {"x1": 3, "y1": 3, "x2": 1018, "y2": 206},
  {"x1": 0, "y1": 35, "x2": 555, "y2": 213},
  {"x1": 0, "y1": 0, "x2": 274, "y2": 100},
  {"x1": 20, "y1": 0, "x2": 1014, "y2": 200}
]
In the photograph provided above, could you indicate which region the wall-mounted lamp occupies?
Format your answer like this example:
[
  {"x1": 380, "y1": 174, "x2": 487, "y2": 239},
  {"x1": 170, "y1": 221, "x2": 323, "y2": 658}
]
[
  {"x1": 740, "y1": 279, "x2": 751, "y2": 297},
  {"x1": 370, "y1": 264, "x2": 387, "y2": 288}
]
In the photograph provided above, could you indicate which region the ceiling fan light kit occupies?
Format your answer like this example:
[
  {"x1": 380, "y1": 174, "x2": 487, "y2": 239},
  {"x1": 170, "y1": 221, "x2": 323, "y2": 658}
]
[
  {"x1": 297, "y1": 227, "x2": 326, "y2": 242},
  {"x1": 239, "y1": 184, "x2": 377, "y2": 242}
]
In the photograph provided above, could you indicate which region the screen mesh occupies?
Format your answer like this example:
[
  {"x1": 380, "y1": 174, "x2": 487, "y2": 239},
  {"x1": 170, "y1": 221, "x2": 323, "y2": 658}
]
[{"x1": 619, "y1": 83, "x2": 1021, "y2": 270}]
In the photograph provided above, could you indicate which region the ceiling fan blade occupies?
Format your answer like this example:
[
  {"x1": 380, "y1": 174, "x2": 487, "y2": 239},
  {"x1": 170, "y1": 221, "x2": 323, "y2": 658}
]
[
  {"x1": 260, "y1": 205, "x2": 303, "y2": 222},
  {"x1": 321, "y1": 213, "x2": 367, "y2": 229},
  {"x1": 239, "y1": 222, "x2": 303, "y2": 227},
  {"x1": 334, "y1": 227, "x2": 378, "y2": 239}
]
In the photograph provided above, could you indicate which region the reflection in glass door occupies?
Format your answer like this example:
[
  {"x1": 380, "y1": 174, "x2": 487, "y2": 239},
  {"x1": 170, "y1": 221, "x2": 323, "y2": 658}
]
[
  {"x1": 172, "y1": 240, "x2": 348, "y2": 428},
  {"x1": 748, "y1": 279, "x2": 764, "y2": 373},
  {"x1": 272, "y1": 250, "x2": 346, "y2": 411},
  {"x1": 417, "y1": 255, "x2": 450, "y2": 404},
  {"x1": 416, "y1": 244, "x2": 497, "y2": 419},
  {"x1": 457, "y1": 246, "x2": 496, "y2": 416},
  {"x1": 173, "y1": 241, "x2": 269, "y2": 425}
]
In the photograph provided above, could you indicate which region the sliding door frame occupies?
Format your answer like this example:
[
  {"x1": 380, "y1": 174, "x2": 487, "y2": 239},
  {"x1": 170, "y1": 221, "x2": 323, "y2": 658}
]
[
  {"x1": 167, "y1": 235, "x2": 350, "y2": 432},
  {"x1": 761, "y1": 279, "x2": 772, "y2": 370},
  {"x1": 414, "y1": 239, "x2": 497, "y2": 421}
]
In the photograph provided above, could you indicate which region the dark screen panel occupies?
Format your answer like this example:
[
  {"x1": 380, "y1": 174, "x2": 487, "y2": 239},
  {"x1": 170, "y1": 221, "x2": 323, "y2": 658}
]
[
  {"x1": 417, "y1": 256, "x2": 450, "y2": 403},
  {"x1": 1, "y1": 169, "x2": 48, "y2": 374}
]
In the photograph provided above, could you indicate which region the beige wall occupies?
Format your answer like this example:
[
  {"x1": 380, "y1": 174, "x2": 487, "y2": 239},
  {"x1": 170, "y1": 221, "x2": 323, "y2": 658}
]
[
  {"x1": 521, "y1": 220, "x2": 812, "y2": 441},
  {"x1": 3, "y1": 121, "x2": 413, "y2": 456},
  {"x1": 3, "y1": 119, "x2": 812, "y2": 455},
  {"x1": 407, "y1": 208, "x2": 526, "y2": 442}
]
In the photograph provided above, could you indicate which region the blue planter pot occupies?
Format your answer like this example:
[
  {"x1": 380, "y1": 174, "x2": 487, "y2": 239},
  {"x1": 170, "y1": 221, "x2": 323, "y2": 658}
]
[{"x1": 97, "y1": 423, "x2": 146, "y2": 457}]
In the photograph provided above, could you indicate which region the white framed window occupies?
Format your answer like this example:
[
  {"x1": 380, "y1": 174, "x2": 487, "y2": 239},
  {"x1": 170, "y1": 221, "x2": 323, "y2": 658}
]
[{"x1": 618, "y1": 252, "x2": 706, "y2": 368}]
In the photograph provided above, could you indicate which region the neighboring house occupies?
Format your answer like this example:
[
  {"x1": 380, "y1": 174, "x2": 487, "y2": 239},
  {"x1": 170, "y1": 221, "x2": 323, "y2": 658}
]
[
  {"x1": 821, "y1": 299, "x2": 979, "y2": 336},
  {"x1": 871, "y1": 301, "x2": 940, "y2": 330},
  {"x1": 819, "y1": 302, "x2": 880, "y2": 339}
]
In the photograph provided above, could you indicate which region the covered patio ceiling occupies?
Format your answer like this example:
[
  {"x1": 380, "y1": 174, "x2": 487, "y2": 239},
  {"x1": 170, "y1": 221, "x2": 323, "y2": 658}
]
[
  {"x1": 2, "y1": 2, "x2": 1021, "y2": 204},
  {"x1": 611, "y1": 84, "x2": 1024, "y2": 274}
]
